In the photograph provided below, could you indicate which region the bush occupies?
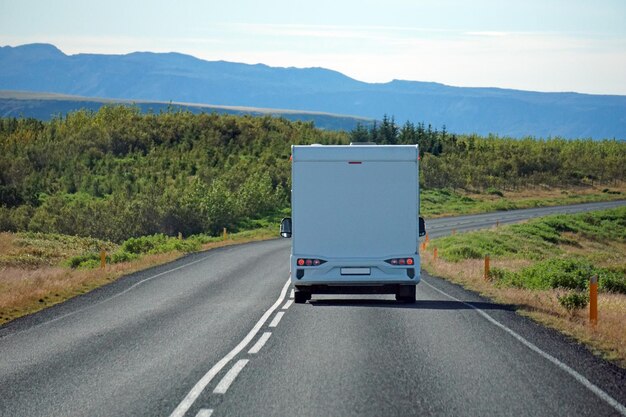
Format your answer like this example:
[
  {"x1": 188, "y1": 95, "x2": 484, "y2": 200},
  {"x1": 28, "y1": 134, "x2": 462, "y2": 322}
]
[
  {"x1": 66, "y1": 253, "x2": 100, "y2": 269},
  {"x1": 558, "y1": 292, "x2": 588, "y2": 311},
  {"x1": 495, "y1": 257, "x2": 626, "y2": 295},
  {"x1": 111, "y1": 250, "x2": 139, "y2": 263},
  {"x1": 77, "y1": 259, "x2": 101, "y2": 269},
  {"x1": 120, "y1": 234, "x2": 200, "y2": 255},
  {"x1": 121, "y1": 234, "x2": 169, "y2": 254},
  {"x1": 600, "y1": 272, "x2": 626, "y2": 294},
  {"x1": 509, "y1": 258, "x2": 593, "y2": 290},
  {"x1": 489, "y1": 267, "x2": 517, "y2": 284}
]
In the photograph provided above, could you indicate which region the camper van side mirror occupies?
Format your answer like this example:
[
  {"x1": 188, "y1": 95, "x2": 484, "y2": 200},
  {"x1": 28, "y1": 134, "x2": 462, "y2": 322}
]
[
  {"x1": 280, "y1": 217, "x2": 292, "y2": 238},
  {"x1": 419, "y1": 217, "x2": 426, "y2": 237}
]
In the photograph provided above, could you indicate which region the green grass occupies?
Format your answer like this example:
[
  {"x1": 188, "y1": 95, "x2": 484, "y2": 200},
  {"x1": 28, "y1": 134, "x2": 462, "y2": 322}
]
[
  {"x1": 0, "y1": 208, "x2": 287, "y2": 271},
  {"x1": 420, "y1": 189, "x2": 479, "y2": 217},
  {"x1": 491, "y1": 258, "x2": 625, "y2": 293},
  {"x1": 420, "y1": 187, "x2": 624, "y2": 218},
  {"x1": 61, "y1": 209, "x2": 288, "y2": 269},
  {"x1": 432, "y1": 226, "x2": 561, "y2": 262},
  {"x1": 433, "y1": 207, "x2": 626, "y2": 294}
]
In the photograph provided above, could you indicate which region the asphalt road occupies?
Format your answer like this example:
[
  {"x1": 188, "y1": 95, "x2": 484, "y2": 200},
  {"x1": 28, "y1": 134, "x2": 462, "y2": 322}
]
[{"x1": 1, "y1": 200, "x2": 625, "y2": 417}]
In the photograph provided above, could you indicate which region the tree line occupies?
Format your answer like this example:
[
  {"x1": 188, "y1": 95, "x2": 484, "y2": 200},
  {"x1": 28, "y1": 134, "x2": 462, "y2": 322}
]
[
  {"x1": 352, "y1": 115, "x2": 625, "y2": 190},
  {"x1": 0, "y1": 107, "x2": 624, "y2": 241}
]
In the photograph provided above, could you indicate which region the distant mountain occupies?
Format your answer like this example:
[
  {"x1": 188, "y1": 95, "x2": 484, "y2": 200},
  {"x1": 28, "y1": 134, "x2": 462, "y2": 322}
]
[
  {"x1": 0, "y1": 91, "x2": 372, "y2": 131},
  {"x1": 1, "y1": 43, "x2": 625, "y2": 139}
]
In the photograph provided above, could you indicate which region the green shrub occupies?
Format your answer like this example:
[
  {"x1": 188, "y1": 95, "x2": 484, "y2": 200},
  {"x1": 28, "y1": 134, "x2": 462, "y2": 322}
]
[
  {"x1": 600, "y1": 272, "x2": 626, "y2": 294},
  {"x1": 77, "y1": 259, "x2": 101, "y2": 269},
  {"x1": 509, "y1": 257, "x2": 593, "y2": 290},
  {"x1": 111, "y1": 250, "x2": 139, "y2": 263},
  {"x1": 489, "y1": 267, "x2": 518, "y2": 284},
  {"x1": 66, "y1": 253, "x2": 100, "y2": 269},
  {"x1": 121, "y1": 234, "x2": 169, "y2": 254},
  {"x1": 558, "y1": 291, "x2": 589, "y2": 311},
  {"x1": 120, "y1": 234, "x2": 200, "y2": 255},
  {"x1": 495, "y1": 258, "x2": 626, "y2": 294}
]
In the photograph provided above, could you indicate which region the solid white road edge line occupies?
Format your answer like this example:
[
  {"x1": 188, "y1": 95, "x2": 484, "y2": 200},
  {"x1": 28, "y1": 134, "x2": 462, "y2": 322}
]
[
  {"x1": 282, "y1": 299, "x2": 294, "y2": 310},
  {"x1": 195, "y1": 409, "x2": 213, "y2": 417},
  {"x1": 169, "y1": 278, "x2": 291, "y2": 417},
  {"x1": 269, "y1": 312, "x2": 285, "y2": 328},
  {"x1": 421, "y1": 279, "x2": 626, "y2": 416},
  {"x1": 213, "y1": 359, "x2": 250, "y2": 394},
  {"x1": 248, "y1": 332, "x2": 272, "y2": 354}
]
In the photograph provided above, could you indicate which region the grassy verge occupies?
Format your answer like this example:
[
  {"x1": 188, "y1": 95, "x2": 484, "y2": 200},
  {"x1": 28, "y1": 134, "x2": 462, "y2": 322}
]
[
  {"x1": 421, "y1": 184, "x2": 625, "y2": 218},
  {"x1": 0, "y1": 223, "x2": 280, "y2": 325},
  {"x1": 421, "y1": 207, "x2": 626, "y2": 367}
]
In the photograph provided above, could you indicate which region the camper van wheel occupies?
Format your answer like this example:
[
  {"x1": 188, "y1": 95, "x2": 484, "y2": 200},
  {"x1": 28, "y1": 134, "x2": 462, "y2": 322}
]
[
  {"x1": 294, "y1": 290, "x2": 310, "y2": 304},
  {"x1": 395, "y1": 285, "x2": 416, "y2": 303}
]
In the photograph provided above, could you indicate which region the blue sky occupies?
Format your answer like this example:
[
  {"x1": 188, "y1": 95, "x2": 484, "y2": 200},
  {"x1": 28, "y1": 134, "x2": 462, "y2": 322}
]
[{"x1": 2, "y1": 0, "x2": 625, "y2": 94}]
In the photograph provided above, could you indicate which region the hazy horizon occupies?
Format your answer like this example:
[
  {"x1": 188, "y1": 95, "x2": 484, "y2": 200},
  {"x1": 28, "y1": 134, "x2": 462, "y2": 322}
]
[{"x1": 3, "y1": 41, "x2": 626, "y2": 98}]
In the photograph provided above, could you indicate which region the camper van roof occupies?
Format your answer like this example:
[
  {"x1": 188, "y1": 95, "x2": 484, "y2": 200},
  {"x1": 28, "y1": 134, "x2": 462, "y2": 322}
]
[{"x1": 292, "y1": 144, "x2": 418, "y2": 162}]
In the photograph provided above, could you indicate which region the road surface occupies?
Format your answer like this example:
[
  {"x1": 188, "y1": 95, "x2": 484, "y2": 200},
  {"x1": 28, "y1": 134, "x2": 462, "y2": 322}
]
[{"x1": 1, "y1": 200, "x2": 625, "y2": 417}]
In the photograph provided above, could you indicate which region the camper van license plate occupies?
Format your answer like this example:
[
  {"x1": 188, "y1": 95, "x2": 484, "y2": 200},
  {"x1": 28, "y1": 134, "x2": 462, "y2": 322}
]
[{"x1": 340, "y1": 268, "x2": 371, "y2": 275}]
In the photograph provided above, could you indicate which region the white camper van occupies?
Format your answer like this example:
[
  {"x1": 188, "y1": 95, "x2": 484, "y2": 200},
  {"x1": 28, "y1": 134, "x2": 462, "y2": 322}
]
[{"x1": 280, "y1": 144, "x2": 426, "y2": 304}]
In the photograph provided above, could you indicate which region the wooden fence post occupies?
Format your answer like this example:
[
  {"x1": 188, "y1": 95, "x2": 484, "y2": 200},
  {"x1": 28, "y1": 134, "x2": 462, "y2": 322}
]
[
  {"x1": 484, "y1": 255, "x2": 490, "y2": 280},
  {"x1": 100, "y1": 249, "x2": 106, "y2": 269},
  {"x1": 590, "y1": 275, "x2": 598, "y2": 325}
]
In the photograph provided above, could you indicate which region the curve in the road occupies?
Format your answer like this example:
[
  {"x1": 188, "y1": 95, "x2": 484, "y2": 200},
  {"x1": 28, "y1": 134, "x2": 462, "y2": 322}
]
[{"x1": 1, "y1": 200, "x2": 625, "y2": 417}]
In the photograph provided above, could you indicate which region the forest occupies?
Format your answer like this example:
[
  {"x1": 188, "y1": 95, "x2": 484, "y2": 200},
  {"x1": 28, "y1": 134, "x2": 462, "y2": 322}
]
[{"x1": 0, "y1": 107, "x2": 624, "y2": 242}]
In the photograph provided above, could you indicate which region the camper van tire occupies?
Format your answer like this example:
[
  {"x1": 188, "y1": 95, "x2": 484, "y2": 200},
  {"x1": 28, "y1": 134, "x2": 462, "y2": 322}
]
[
  {"x1": 294, "y1": 290, "x2": 311, "y2": 304},
  {"x1": 395, "y1": 285, "x2": 416, "y2": 303}
]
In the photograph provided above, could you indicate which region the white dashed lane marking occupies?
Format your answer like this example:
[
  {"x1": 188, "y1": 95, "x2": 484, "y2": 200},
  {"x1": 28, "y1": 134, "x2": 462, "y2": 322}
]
[
  {"x1": 168, "y1": 279, "x2": 291, "y2": 417},
  {"x1": 282, "y1": 299, "x2": 293, "y2": 310},
  {"x1": 195, "y1": 409, "x2": 213, "y2": 417},
  {"x1": 290, "y1": 289, "x2": 294, "y2": 298},
  {"x1": 248, "y1": 332, "x2": 272, "y2": 354},
  {"x1": 269, "y1": 312, "x2": 284, "y2": 328},
  {"x1": 213, "y1": 359, "x2": 249, "y2": 395}
]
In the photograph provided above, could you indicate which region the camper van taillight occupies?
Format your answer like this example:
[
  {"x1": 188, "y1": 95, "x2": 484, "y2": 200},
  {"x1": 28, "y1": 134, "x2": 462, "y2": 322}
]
[
  {"x1": 297, "y1": 258, "x2": 326, "y2": 267},
  {"x1": 386, "y1": 258, "x2": 414, "y2": 266}
]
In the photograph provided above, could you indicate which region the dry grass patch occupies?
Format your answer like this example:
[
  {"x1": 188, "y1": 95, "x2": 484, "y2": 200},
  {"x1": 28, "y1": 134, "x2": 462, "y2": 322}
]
[
  {"x1": 0, "y1": 228, "x2": 278, "y2": 325},
  {"x1": 421, "y1": 248, "x2": 626, "y2": 368},
  {"x1": 0, "y1": 251, "x2": 180, "y2": 324}
]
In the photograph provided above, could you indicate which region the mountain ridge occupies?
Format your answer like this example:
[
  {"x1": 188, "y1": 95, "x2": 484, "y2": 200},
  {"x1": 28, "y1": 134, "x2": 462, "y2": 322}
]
[
  {"x1": 0, "y1": 90, "x2": 373, "y2": 131},
  {"x1": 1, "y1": 43, "x2": 625, "y2": 139}
]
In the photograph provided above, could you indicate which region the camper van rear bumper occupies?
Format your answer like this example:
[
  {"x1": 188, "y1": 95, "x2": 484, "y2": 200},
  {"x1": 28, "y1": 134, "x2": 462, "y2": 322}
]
[
  {"x1": 294, "y1": 284, "x2": 415, "y2": 295},
  {"x1": 290, "y1": 256, "x2": 420, "y2": 285}
]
